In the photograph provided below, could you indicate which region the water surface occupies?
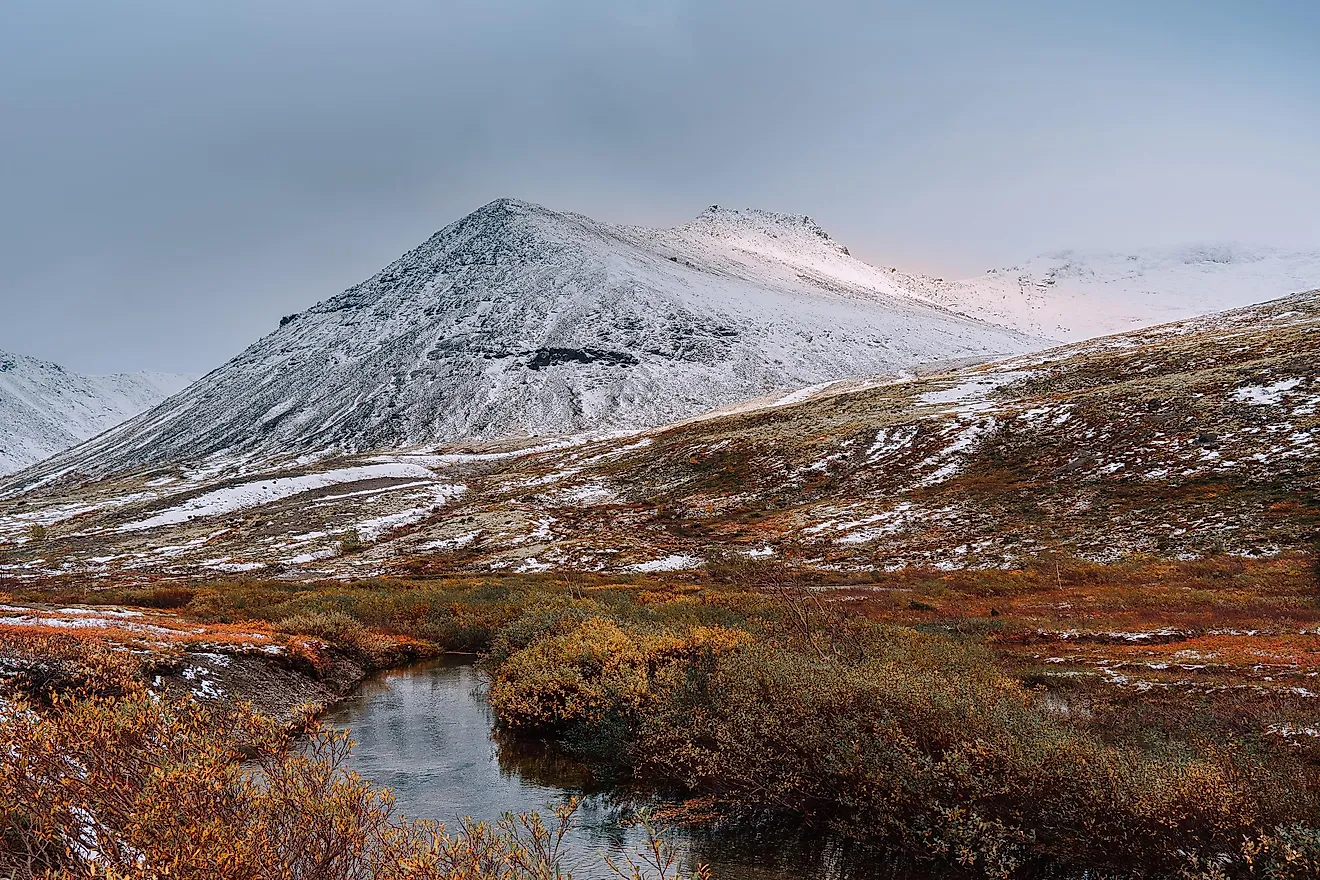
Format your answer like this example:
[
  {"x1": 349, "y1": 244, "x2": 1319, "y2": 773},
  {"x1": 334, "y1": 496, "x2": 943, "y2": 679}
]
[{"x1": 323, "y1": 658, "x2": 892, "y2": 879}]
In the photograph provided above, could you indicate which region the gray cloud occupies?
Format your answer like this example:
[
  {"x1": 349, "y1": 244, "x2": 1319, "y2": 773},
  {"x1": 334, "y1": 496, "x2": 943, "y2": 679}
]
[{"x1": 2, "y1": 0, "x2": 1317, "y2": 374}]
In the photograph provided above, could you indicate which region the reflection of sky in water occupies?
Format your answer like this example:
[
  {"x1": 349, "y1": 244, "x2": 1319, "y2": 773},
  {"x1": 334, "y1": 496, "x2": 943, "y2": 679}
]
[{"x1": 322, "y1": 658, "x2": 890, "y2": 880}]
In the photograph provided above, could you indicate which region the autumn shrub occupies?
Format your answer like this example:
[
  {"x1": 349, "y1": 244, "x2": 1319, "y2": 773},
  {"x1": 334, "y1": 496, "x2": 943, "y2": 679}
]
[
  {"x1": 487, "y1": 617, "x2": 747, "y2": 761},
  {"x1": 14, "y1": 564, "x2": 1320, "y2": 877},
  {"x1": 277, "y1": 609, "x2": 428, "y2": 667},
  {"x1": 279, "y1": 608, "x2": 360, "y2": 641},
  {"x1": 1242, "y1": 825, "x2": 1320, "y2": 879},
  {"x1": 121, "y1": 583, "x2": 197, "y2": 609},
  {"x1": 0, "y1": 626, "x2": 150, "y2": 705},
  {"x1": 0, "y1": 670, "x2": 704, "y2": 880},
  {"x1": 487, "y1": 617, "x2": 1318, "y2": 878},
  {"x1": 486, "y1": 613, "x2": 745, "y2": 763},
  {"x1": 484, "y1": 603, "x2": 592, "y2": 664}
]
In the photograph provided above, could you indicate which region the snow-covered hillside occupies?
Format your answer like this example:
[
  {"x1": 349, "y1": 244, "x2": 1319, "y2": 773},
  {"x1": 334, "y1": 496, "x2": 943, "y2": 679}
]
[
  {"x1": 16, "y1": 199, "x2": 1042, "y2": 480},
  {"x1": 2, "y1": 289, "x2": 1315, "y2": 580},
  {"x1": 909, "y1": 244, "x2": 1320, "y2": 341},
  {"x1": 0, "y1": 351, "x2": 191, "y2": 474}
]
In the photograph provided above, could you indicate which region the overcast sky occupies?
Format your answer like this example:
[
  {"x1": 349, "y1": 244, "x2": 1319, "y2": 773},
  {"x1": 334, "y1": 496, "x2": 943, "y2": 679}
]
[{"x1": 2, "y1": 0, "x2": 1318, "y2": 375}]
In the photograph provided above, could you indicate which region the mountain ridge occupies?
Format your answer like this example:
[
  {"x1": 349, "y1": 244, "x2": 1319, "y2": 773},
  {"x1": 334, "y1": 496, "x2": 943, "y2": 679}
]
[
  {"x1": 10, "y1": 199, "x2": 1316, "y2": 489},
  {"x1": 905, "y1": 241, "x2": 1320, "y2": 341},
  {"x1": 8, "y1": 198, "x2": 1042, "y2": 483}
]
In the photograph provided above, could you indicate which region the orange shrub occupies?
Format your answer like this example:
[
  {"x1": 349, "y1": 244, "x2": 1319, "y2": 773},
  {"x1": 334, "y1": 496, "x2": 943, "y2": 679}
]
[{"x1": 0, "y1": 675, "x2": 703, "y2": 879}]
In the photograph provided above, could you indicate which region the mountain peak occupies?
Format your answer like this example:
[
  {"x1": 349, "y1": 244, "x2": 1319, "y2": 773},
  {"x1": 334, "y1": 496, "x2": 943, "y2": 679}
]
[
  {"x1": 468, "y1": 196, "x2": 548, "y2": 217},
  {"x1": 694, "y1": 205, "x2": 829, "y2": 235},
  {"x1": 12, "y1": 199, "x2": 1038, "y2": 478},
  {"x1": 448, "y1": 197, "x2": 561, "y2": 236},
  {"x1": 684, "y1": 205, "x2": 846, "y2": 255}
]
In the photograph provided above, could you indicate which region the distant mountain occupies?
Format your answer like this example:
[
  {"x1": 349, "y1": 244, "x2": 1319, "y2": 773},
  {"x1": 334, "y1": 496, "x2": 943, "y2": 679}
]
[
  {"x1": 904, "y1": 244, "x2": 1320, "y2": 341},
  {"x1": 0, "y1": 350, "x2": 191, "y2": 475},
  {"x1": 16, "y1": 198, "x2": 1041, "y2": 480}
]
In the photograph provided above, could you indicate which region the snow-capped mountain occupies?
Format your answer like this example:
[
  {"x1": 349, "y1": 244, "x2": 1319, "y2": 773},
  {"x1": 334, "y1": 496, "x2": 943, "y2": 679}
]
[
  {"x1": 907, "y1": 244, "x2": 1320, "y2": 341},
  {"x1": 15, "y1": 198, "x2": 1042, "y2": 480},
  {"x1": 0, "y1": 350, "x2": 191, "y2": 475}
]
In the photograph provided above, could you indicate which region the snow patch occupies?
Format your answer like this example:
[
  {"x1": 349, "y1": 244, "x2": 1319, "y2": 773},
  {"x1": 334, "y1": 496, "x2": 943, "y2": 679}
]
[
  {"x1": 1232, "y1": 378, "x2": 1304, "y2": 405},
  {"x1": 917, "y1": 371, "x2": 1032, "y2": 414},
  {"x1": 117, "y1": 464, "x2": 438, "y2": 531},
  {"x1": 627, "y1": 554, "x2": 704, "y2": 572}
]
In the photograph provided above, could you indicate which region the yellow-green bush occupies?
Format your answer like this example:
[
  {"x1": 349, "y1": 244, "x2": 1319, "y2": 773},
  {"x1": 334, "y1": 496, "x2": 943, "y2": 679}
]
[
  {"x1": 487, "y1": 617, "x2": 747, "y2": 733},
  {"x1": 1243, "y1": 825, "x2": 1320, "y2": 879}
]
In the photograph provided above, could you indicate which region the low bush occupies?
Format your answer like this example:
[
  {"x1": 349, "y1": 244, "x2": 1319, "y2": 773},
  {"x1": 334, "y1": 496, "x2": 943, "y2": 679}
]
[
  {"x1": 487, "y1": 617, "x2": 746, "y2": 761},
  {"x1": 278, "y1": 609, "x2": 430, "y2": 667},
  {"x1": 340, "y1": 528, "x2": 365, "y2": 554},
  {"x1": 279, "y1": 608, "x2": 359, "y2": 640},
  {"x1": 11, "y1": 560, "x2": 1320, "y2": 878},
  {"x1": 0, "y1": 657, "x2": 705, "y2": 880},
  {"x1": 1244, "y1": 825, "x2": 1320, "y2": 879},
  {"x1": 0, "y1": 626, "x2": 150, "y2": 705},
  {"x1": 488, "y1": 616, "x2": 1318, "y2": 879}
]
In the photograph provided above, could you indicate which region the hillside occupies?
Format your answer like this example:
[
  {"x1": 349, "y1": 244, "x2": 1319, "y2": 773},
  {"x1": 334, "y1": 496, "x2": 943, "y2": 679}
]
[
  {"x1": 1, "y1": 287, "x2": 1314, "y2": 581},
  {"x1": 0, "y1": 350, "x2": 190, "y2": 475},
  {"x1": 7, "y1": 199, "x2": 1042, "y2": 483},
  {"x1": 11, "y1": 203, "x2": 1313, "y2": 489}
]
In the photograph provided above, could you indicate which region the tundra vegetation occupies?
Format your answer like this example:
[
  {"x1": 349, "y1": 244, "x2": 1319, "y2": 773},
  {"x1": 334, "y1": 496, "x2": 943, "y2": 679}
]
[
  {"x1": 5, "y1": 553, "x2": 1320, "y2": 878},
  {"x1": 0, "y1": 629, "x2": 703, "y2": 880}
]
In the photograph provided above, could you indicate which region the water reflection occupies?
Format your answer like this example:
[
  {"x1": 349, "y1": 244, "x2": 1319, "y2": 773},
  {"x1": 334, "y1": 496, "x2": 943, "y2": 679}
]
[{"x1": 322, "y1": 657, "x2": 897, "y2": 880}]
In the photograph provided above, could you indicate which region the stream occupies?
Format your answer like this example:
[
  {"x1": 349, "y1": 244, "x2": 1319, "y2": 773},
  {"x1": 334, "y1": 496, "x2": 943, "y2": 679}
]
[{"x1": 322, "y1": 657, "x2": 894, "y2": 880}]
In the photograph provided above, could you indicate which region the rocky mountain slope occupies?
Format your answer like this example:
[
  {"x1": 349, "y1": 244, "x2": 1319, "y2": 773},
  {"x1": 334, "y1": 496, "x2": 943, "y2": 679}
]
[
  {"x1": 0, "y1": 350, "x2": 190, "y2": 475},
  {"x1": 2, "y1": 288, "x2": 1314, "y2": 581},
  {"x1": 907, "y1": 244, "x2": 1320, "y2": 341},
  {"x1": 9, "y1": 199, "x2": 1044, "y2": 482}
]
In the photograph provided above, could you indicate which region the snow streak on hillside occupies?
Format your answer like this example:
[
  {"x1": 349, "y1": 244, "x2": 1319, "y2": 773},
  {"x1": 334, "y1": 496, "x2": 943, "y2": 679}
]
[
  {"x1": 21, "y1": 199, "x2": 1041, "y2": 479},
  {"x1": 908, "y1": 244, "x2": 1320, "y2": 341},
  {"x1": 0, "y1": 350, "x2": 191, "y2": 475}
]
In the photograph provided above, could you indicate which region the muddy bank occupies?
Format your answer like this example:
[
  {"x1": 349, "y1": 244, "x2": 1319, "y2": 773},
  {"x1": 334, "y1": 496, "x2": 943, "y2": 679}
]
[{"x1": 150, "y1": 647, "x2": 366, "y2": 718}]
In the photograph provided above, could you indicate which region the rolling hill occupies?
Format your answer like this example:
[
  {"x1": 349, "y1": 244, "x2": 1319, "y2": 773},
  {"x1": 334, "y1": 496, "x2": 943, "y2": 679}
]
[{"x1": 2, "y1": 288, "x2": 1314, "y2": 581}]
